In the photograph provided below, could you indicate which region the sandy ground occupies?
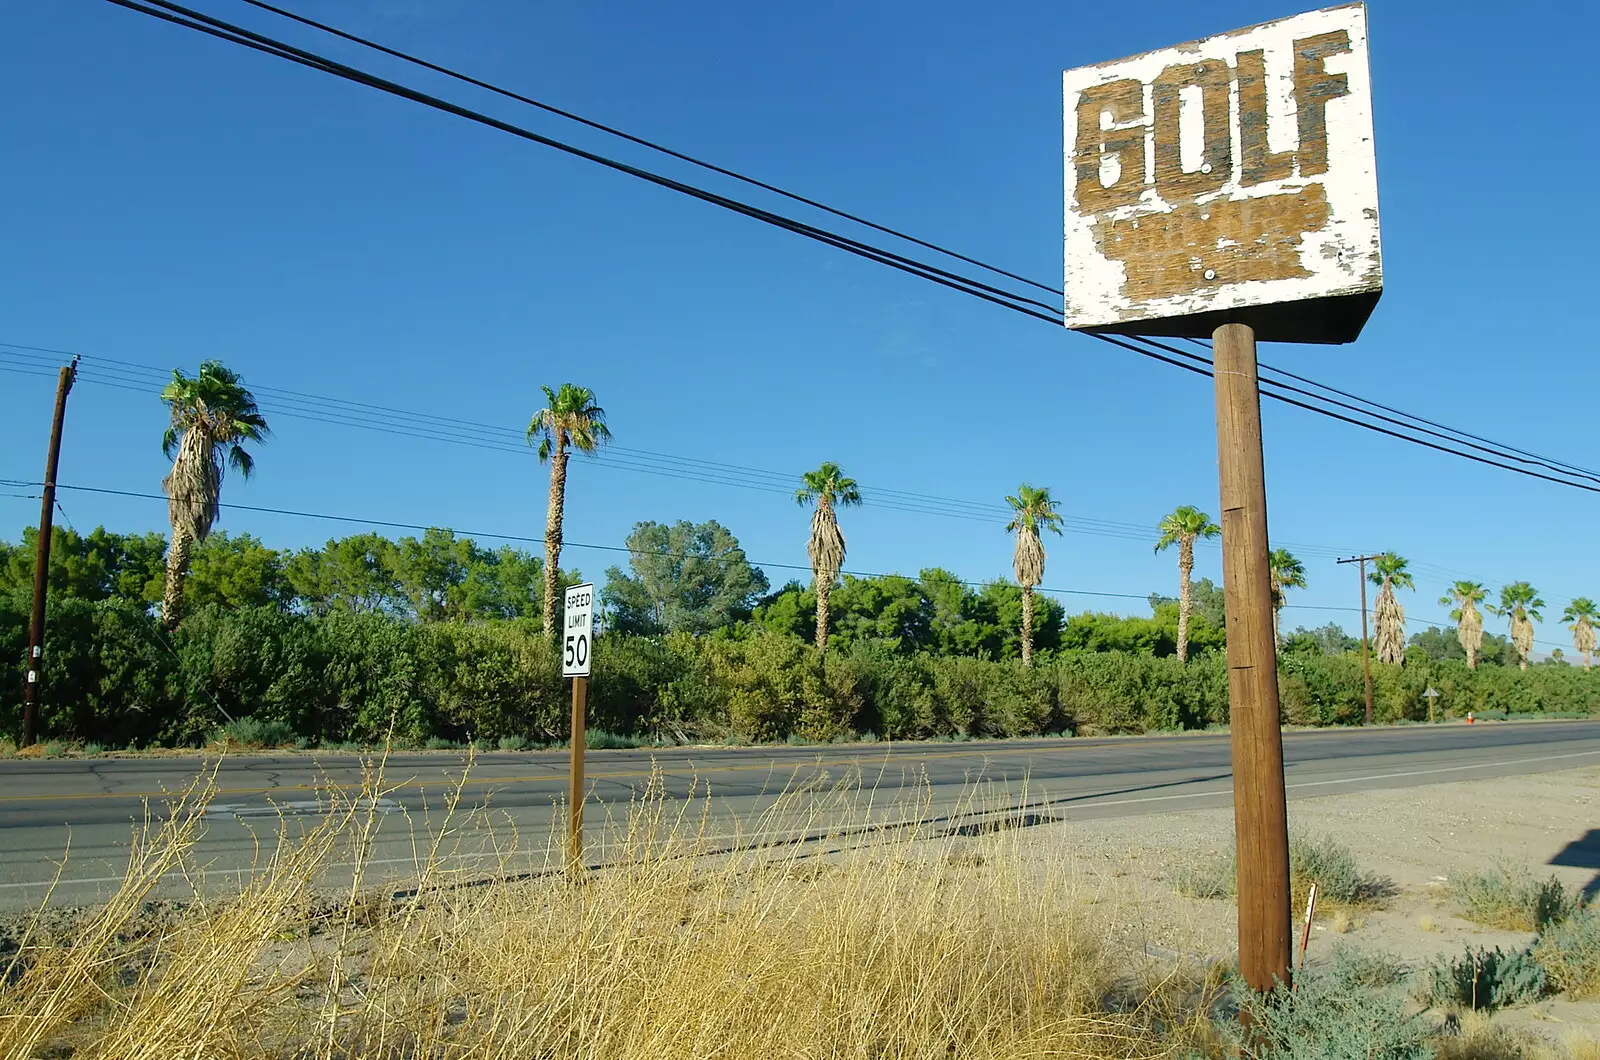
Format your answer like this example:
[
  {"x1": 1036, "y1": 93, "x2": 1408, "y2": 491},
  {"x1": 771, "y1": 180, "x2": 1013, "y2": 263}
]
[{"x1": 1009, "y1": 765, "x2": 1600, "y2": 1038}]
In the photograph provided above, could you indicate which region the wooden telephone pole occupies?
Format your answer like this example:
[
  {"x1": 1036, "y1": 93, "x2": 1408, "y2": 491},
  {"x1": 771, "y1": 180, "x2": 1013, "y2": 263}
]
[
  {"x1": 22, "y1": 357, "x2": 79, "y2": 748},
  {"x1": 1337, "y1": 554, "x2": 1382, "y2": 726},
  {"x1": 1212, "y1": 322, "x2": 1292, "y2": 991}
]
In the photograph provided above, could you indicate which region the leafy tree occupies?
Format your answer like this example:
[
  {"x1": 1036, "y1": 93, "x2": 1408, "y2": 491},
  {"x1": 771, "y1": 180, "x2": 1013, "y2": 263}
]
[
  {"x1": 1267, "y1": 548, "x2": 1306, "y2": 647},
  {"x1": 285, "y1": 534, "x2": 404, "y2": 617},
  {"x1": 1368, "y1": 552, "x2": 1413, "y2": 666},
  {"x1": 602, "y1": 520, "x2": 769, "y2": 635},
  {"x1": 393, "y1": 529, "x2": 473, "y2": 622},
  {"x1": 459, "y1": 545, "x2": 548, "y2": 621},
  {"x1": 528, "y1": 384, "x2": 610, "y2": 642},
  {"x1": 1561, "y1": 598, "x2": 1597, "y2": 671},
  {"x1": 1490, "y1": 582, "x2": 1545, "y2": 671},
  {"x1": 1005, "y1": 485, "x2": 1063, "y2": 666},
  {"x1": 1440, "y1": 580, "x2": 1488, "y2": 670},
  {"x1": 795, "y1": 462, "x2": 861, "y2": 653},
  {"x1": 187, "y1": 532, "x2": 292, "y2": 611},
  {"x1": 158, "y1": 360, "x2": 268, "y2": 629},
  {"x1": 1284, "y1": 622, "x2": 1360, "y2": 656},
  {"x1": 0, "y1": 526, "x2": 164, "y2": 608},
  {"x1": 1154, "y1": 505, "x2": 1220, "y2": 663},
  {"x1": 1409, "y1": 625, "x2": 1515, "y2": 667}
]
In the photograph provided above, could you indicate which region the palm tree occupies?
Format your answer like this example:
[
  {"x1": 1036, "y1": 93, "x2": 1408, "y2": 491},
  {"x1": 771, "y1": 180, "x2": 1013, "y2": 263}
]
[
  {"x1": 1154, "y1": 506, "x2": 1221, "y2": 662},
  {"x1": 159, "y1": 360, "x2": 268, "y2": 630},
  {"x1": 1490, "y1": 582, "x2": 1545, "y2": 671},
  {"x1": 1440, "y1": 581, "x2": 1488, "y2": 670},
  {"x1": 1368, "y1": 552, "x2": 1413, "y2": 665},
  {"x1": 1561, "y1": 598, "x2": 1596, "y2": 670},
  {"x1": 1006, "y1": 485, "x2": 1064, "y2": 666},
  {"x1": 528, "y1": 384, "x2": 610, "y2": 641},
  {"x1": 1267, "y1": 548, "x2": 1306, "y2": 647},
  {"x1": 795, "y1": 462, "x2": 861, "y2": 653}
]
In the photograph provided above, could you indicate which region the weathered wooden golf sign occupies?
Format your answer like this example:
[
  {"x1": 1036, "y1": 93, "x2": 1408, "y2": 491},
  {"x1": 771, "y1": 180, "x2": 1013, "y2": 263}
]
[
  {"x1": 1062, "y1": 4, "x2": 1384, "y2": 995},
  {"x1": 1063, "y1": 3, "x2": 1381, "y2": 342}
]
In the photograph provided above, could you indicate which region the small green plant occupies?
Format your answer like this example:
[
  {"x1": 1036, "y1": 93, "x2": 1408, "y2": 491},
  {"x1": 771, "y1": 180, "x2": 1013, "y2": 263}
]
[
  {"x1": 1534, "y1": 908, "x2": 1600, "y2": 998},
  {"x1": 1290, "y1": 833, "x2": 1370, "y2": 904},
  {"x1": 1415, "y1": 944, "x2": 1547, "y2": 1010},
  {"x1": 82, "y1": 743, "x2": 106, "y2": 755},
  {"x1": 423, "y1": 737, "x2": 461, "y2": 751},
  {"x1": 1226, "y1": 968, "x2": 1431, "y2": 1060},
  {"x1": 586, "y1": 729, "x2": 640, "y2": 750},
  {"x1": 1171, "y1": 852, "x2": 1237, "y2": 899},
  {"x1": 1170, "y1": 834, "x2": 1380, "y2": 908},
  {"x1": 1453, "y1": 862, "x2": 1577, "y2": 930},
  {"x1": 1325, "y1": 944, "x2": 1408, "y2": 989},
  {"x1": 215, "y1": 717, "x2": 296, "y2": 750},
  {"x1": 497, "y1": 735, "x2": 530, "y2": 751}
]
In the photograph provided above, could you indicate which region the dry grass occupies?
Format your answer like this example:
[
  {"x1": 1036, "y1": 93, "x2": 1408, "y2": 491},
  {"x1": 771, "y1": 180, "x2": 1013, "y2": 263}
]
[{"x1": 0, "y1": 758, "x2": 1208, "y2": 1060}]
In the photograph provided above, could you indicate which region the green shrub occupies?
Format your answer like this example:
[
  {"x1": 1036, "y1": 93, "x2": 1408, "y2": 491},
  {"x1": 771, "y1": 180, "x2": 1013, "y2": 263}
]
[
  {"x1": 1534, "y1": 908, "x2": 1600, "y2": 998},
  {"x1": 1453, "y1": 863, "x2": 1577, "y2": 930},
  {"x1": 1415, "y1": 945, "x2": 1547, "y2": 1010},
  {"x1": 1324, "y1": 944, "x2": 1408, "y2": 989},
  {"x1": 585, "y1": 729, "x2": 642, "y2": 750},
  {"x1": 497, "y1": 735, "x2": 530, "y2": 751},
  {"x1": 1171, "y1": 853, "x2": 1236, "y2": 899},
  {"x1": 423, "y1": 736, "x2": 460, "y2": 751},
  {"x1": 1290, "y1": 834, "x2": 1370, "y2": 904},
  {"x1": 1172, "y1": 835, "x2": 1377, "y2": 907},
  {"x1": 215, "y1": 716, "x2": 296, "y2": 749},
  {"x1": 1226, "y1": 968, "x2": 1431, "y2": 1060}
]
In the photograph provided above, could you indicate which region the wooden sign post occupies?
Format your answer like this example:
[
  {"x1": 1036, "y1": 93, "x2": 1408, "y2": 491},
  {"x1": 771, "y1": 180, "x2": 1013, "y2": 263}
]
[
  {"x1": 562, "y1": 582, "x2": 594, "y2": 873},
  {"x1": 1063, "y1": 3, "x2": 1383, "y2": 992}
]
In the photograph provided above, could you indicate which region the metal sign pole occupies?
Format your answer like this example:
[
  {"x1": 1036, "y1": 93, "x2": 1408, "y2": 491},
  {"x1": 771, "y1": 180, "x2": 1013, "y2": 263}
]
[{"x1": 561, "y1": 582, "x2": 594, "y2": 874}]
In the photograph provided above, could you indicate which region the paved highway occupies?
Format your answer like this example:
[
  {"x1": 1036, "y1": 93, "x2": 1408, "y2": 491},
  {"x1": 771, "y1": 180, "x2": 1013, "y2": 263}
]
[{"x1": 0, "y1": 720, "x2": 1595, "y2": 910}]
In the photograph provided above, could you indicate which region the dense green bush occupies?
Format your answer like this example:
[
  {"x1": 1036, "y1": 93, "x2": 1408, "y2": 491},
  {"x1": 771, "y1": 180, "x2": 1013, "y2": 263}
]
[
  {"x1": 1534, "y1": 908, "x2": 1600, "y2": 998},
  {"x1": 1226, "y1": 964, "x2": 1430, "y2": 1060},
  {"x1": 1452, "y1": 863, "x2": 1578, "y2": 931},
  {"x1": 3, "y1": 599, "x2": 1597, "y2": 748},
  {"x1": 1415, "y1": 944, "x2": 1547, "y2": 1010}
]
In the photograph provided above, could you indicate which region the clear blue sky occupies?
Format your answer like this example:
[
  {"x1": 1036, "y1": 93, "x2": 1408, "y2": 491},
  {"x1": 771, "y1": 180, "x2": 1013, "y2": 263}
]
[{"x1": 1, "y1": 0, "x2": 1594, "y2": 650}]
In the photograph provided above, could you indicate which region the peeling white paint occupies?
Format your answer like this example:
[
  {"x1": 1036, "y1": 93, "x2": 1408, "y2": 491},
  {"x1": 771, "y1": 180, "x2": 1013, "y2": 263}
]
[{"x1": 1062, "y1": 3, "x2": 1382, "y2": 340}]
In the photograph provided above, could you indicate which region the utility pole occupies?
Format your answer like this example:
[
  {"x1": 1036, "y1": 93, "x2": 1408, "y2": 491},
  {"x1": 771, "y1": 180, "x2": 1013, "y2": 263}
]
[
  {"x1": 1212, "y1": 322, "x2": 1292, "y2": 992},
  {"x1": 1337, "y1": 554, "x2": 1382, "y2": 726},
  {"x1": 22, "y1": 357, "x2": 79, "y2": 748}
]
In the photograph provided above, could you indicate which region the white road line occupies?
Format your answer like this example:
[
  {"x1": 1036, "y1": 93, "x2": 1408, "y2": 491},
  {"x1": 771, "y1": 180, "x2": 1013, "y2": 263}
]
[{"x1": 4, "y1": 748, "x2": 1596, "y2": 893}]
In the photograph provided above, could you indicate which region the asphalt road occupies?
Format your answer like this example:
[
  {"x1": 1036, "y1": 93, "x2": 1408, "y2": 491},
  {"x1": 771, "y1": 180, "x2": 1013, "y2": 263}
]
[{"x1": 0, "y1": 720, "x2": 1596, "y2": 911}]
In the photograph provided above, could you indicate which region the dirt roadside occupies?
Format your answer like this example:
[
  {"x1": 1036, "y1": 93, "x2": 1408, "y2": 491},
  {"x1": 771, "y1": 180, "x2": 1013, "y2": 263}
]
[{"x1": 1015, "y1": 765, "x2": 1600, "y2": 1036}]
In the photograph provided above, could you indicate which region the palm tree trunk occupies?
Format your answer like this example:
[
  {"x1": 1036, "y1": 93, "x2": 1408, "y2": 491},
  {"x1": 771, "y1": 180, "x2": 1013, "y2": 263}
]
[
  {"x1": 815, "y1": 579, "x2": 832, "y2": 654},
  {"x1": 161, "y1": 525, "x2": 193, "y2": 632},
  {"x1": 542, "y1": 438, "x2": 569, "y2": 642},
  {"x1": 1272, "y1": 605, "x2": 1281, "y2": 649},
  {"x1": 1520, "y1": 657, "x2": 1529, "y2": 672},
  {"x1": 1176, "y1": 537, "x2": 1194, "y2": 663},
  {"x1": 1021, "y1": 584, "x2": 1035, "y2": 666},
  {"x1": 1466, "y1": 644, "x2": 1477, "y2": 671}
]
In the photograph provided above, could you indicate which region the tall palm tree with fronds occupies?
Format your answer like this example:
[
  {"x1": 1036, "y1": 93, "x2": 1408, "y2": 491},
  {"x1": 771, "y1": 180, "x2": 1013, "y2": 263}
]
[
  {"x1": 796, "y1": 462, "x2": 861, "y2": 653},
  {"x1": 1154, "y1": 506, "x2": 1221, "y2": 662},
  {"x1": 1490, "y1": 582, "x2": 1545, "y2": 671},
  {"x1": 528, "y1": 384, "x2": 610, "y2": 641},
  {"x1": 1006, "y1": 485, "x2": 1064, "y2": 666},
  {"x1": 1267, "y1": 548, "x2": 1306, "y2": 647},
  {"x1": 1562, "y1": 598, "x2": 1597, "y2": 670},
  {"x1": 1440, "y1": 581, "x2": 1488, "y2": 670},
  {"x1": 1368, "y1": 552, "x2": 1413, "y2": 665},
  {"x1": 159, "y1": 360, "x2": 268, "y2": 630}
]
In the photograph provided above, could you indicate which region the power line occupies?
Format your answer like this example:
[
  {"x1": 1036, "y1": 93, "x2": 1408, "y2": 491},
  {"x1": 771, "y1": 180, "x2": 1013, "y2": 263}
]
[
  {"x1": 232, "y1": 0, "x2": 1058, "y2": 299},
  {"x1": 10, "y1": 478, "x2": 1159, "y2": 603},
  {"x1": 92, "y1": 0, "x2": 1600, "y2": 500}
]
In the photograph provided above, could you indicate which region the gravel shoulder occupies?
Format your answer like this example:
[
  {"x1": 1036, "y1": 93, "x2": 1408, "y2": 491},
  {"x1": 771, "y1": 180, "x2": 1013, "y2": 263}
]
[{"x1": 1018, "y1": 765, "x2": 1600, "y2": 1037}]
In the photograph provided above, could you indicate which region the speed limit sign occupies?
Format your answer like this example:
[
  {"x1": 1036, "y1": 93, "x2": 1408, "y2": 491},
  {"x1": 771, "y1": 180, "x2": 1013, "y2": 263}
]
[{"x1": 562, "y1": 583, "x2": 594, "y2": 677}]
